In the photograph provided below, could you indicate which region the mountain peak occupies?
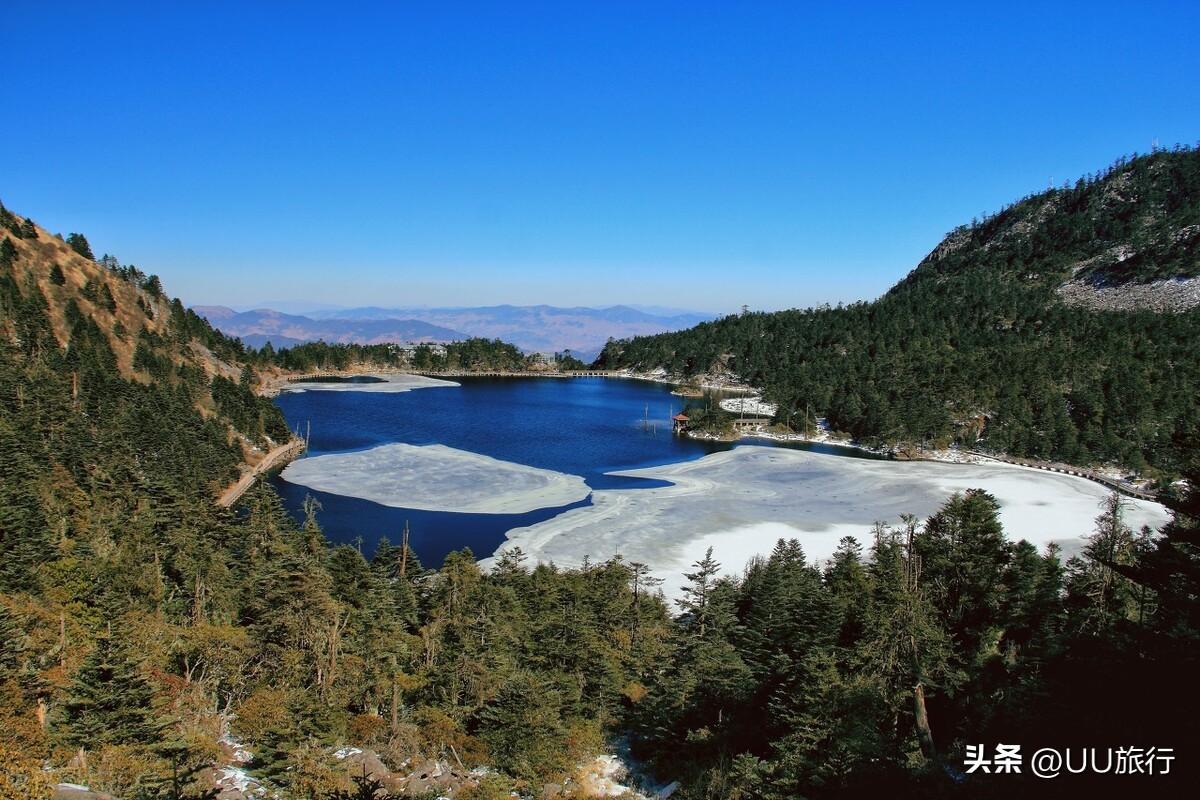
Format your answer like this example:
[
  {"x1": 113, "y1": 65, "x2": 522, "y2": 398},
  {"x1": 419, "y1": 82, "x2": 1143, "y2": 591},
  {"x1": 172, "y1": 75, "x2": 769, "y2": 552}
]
[{"x1": 902, "y1": 148, "x2": 1200, "y2": 311}]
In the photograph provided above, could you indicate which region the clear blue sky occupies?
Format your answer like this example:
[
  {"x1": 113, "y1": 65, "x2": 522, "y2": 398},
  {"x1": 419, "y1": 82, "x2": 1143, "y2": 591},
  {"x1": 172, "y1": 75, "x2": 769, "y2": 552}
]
[{"x1": 4, "y1": 2, "x2": 1198, "y2": 313}]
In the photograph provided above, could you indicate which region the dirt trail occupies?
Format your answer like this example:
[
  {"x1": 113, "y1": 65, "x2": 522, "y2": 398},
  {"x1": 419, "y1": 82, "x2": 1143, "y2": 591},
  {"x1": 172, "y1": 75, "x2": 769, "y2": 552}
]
[{"x1": 217, "y1": 438, "x2": 306, "y2": 507}]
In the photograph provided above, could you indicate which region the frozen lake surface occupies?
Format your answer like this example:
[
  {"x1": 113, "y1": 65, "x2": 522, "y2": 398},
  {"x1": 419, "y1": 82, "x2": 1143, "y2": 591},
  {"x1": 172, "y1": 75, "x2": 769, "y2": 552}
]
[
  {"x1": 272, "y1": 377, "x2": 1170, "y2": 587},
  {"x1": 483, "y1": 446, "x2": 1170, "y2": 599}
]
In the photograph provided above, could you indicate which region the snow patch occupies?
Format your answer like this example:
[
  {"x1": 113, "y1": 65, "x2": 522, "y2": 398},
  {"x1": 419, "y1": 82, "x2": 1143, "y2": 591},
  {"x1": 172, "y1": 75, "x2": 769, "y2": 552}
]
[
  {"x1": 215, "y1": 766, "x2": 265, "y2": 796},
  {"x1": 575, "y1": 754, "x2": 652, "y2": 799},
  {"x1": 718, "y1": 396, "x2": 777, "y2": 416}
]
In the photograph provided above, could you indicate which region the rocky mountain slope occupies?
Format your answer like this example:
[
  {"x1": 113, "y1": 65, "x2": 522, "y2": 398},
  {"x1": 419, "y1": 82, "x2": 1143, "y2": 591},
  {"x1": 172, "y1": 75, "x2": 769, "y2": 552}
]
[
  {"x1": 598, "y1": 148, "x2": 1200, "y2": 474},
  {"x1": 900, "y1": 147, "x2": 1199, "y2": 311}
]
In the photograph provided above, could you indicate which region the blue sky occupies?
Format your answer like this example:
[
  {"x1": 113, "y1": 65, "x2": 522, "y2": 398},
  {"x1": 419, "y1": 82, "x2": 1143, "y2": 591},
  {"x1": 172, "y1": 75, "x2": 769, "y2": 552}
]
[{"x1": 4, "y1": 2, "x2": 1198, "y2": 313}]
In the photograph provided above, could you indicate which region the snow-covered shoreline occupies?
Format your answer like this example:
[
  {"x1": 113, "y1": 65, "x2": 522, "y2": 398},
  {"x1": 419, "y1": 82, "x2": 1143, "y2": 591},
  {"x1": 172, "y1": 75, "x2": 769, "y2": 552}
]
[
  {"x1": 606, "y1": 367, "x2": 757, "y2": 393},
  {"x1": 718, "y1": 395, "x2": 778, "y2": 416},
  {"x1": 483, "y1": 445, "x2": 1170, "y2": 600},
  {"x1": 693, "y1": 419, "x2": 1155, "y2": 496}
]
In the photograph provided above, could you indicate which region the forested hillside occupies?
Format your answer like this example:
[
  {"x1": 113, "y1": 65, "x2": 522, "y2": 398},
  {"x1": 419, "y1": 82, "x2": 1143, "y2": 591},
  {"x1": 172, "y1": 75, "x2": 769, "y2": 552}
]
[
  {"x1": 0, "y1": 207, "x2": 674, "y2": 797},
  {"x1": 628, "y1": 484, "x2": 1200, "y2": 798},
  {"x1": 597, "y1": 148, "x2": 1200, "y2": 474}
]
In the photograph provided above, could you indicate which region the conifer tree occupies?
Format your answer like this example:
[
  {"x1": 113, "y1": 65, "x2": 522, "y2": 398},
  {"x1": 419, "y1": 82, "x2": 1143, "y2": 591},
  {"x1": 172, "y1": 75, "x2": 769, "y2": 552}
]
[
  {"x1": 1066, "y1": 492, "x2": 1140, "y2": 634},
  {"x1": 824, "y1": 535, "x2": 870, "y2": 647},
  {"x1": 62, "y1": 633, "x2": 161, "y2": 748},
  {"x1": 478, "y1": 672, "x2": 569, "y2": 785},
  {"x1": 100, "y1": 282, "x2": 117, "y2": 313},
  {"x1": 916, "y1": 490, "x2": 1008, "y2": 660},
  {"x1": 66, "y1": 233, "x2": 93, "y2": 260},
  {"x1": 0, "y1": 604, "x2": 26, "y2": 681},
  {"x1": 862, "y1": 519, "x2": 954, "y2": 763},
  {"x1": 677, "y1": 547, "x2": 721, "y2": 637}
]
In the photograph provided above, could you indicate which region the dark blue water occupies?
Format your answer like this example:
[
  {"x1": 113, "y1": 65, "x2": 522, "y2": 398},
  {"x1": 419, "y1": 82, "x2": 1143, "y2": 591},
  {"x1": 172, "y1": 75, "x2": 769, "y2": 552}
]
[{"x1": 271, "y1": 376, "x2": 873, "y2": 567}]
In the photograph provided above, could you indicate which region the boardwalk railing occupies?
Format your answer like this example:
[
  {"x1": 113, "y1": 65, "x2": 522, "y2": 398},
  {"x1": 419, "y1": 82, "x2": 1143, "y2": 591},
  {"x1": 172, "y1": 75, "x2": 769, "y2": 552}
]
[
  {"x1": 963, "y1": 450, "x2": 1157, "y2": 501},
  {"x1": 217, "y1": 438, "x2": 307, "y2": 508}
]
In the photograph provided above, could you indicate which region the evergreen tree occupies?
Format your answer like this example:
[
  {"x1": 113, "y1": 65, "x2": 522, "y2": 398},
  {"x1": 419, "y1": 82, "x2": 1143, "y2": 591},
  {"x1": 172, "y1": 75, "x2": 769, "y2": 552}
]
[
  {"x1": 100, "y1": 282, "x2": 117, "y2": 313},
  {"x1": 676, "y1": 547, "x2": 721, "y2": 636},
  {"x1": 0, "y1": 604, "x2": 26, "y2": 681},
  {"x1": 916, "y1": 490, "x2": 1008, "y2": 662},
  {"x1": 62, "y1": 633, "x2": 161, "y2": 748},
  {"x1": 477, "y1": 672, "x2": 569, "y2": 785},
  {"x1": 1065, "y1": 493, "x2": 1140, "y2": 634},
  {"x1": 824, "y1": 535, "x2": 870, "y2": 647},
  {"x1": 66, "y1": 233, "x2": 94, "y2": 260},
  {"x1": 861, "y1": 520, "x2": 954, "y2": 764}
]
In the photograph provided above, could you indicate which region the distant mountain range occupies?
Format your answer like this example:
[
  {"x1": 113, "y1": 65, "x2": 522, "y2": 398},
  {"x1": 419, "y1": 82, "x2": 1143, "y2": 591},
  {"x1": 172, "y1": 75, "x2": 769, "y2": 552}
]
[
  {"x1": 192, "y1": 304, "x2": 713, "y2": 359},
  {"x1": 190, "y1": 306, "x2": 467, "y2": 351}
]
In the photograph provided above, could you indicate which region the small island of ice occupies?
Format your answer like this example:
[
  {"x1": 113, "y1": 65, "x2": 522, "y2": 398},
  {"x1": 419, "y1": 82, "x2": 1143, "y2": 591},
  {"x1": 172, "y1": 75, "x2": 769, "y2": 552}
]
[
  {"x1": 281, "y1": 443, "x2": 591, "y2": 514},
  {"x1": 484, "y1": 445, "x2": 1170, "y2": 599},
  {"x1": 280, "y1": 374, "x2": 460, "y2": 393}
]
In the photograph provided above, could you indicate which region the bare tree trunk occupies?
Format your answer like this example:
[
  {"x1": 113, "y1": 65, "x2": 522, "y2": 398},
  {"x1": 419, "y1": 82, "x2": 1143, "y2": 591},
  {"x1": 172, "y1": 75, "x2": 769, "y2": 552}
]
[
  {"x1": 193, "y1": 576, "x2": 207, "y2": 624},
  {"x1": 390, "y1": 656, "x2": 400, "y2": 734},
  {"x1": 400, "y1": 523, "x2": 409, "y2": 580},
  {"x1": 912, "y1": 681, "x2": 937, "y2": 762}
]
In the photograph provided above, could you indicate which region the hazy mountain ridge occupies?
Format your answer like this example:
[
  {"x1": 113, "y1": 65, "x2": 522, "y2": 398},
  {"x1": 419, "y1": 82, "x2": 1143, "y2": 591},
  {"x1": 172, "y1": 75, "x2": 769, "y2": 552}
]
[
  {"x1": 192, "y1": 305, "x2": 469, "y2": 349},
  {"x1": 194, "y1": 303, "x2": 713, "y2": 358}
]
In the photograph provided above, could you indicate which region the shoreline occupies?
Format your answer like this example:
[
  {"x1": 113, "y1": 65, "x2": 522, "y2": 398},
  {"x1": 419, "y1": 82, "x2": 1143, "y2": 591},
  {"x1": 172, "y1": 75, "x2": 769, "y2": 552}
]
[
  {"x1": 682, "y1": 420, "x2": 1159, "y2": 502},
  {"x1": 254, "y1": 365, "x2": 759, "y2": 397},
  {"x1": 260, "y1": 369, "x2": 1170, "y2": 599},
  {"x1": 257, "y1": 365, "x2": 1161, "y2": 503},
  {"x1": 217, "y1": 437, "x2": 307, "y2": 508}
]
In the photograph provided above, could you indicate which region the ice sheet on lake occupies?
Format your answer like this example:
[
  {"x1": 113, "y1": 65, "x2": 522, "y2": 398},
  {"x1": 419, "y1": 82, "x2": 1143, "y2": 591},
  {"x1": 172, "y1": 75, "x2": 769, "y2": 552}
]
[
  {"x1": 280, "y1": 374, "x2": 459, "y2": 393},
  {"x1": 281, "y1": 443, "x2": 591, "y2": 514},
  {"x1": 484, "y1": 445, "x2": 1171, "y2": 599}
]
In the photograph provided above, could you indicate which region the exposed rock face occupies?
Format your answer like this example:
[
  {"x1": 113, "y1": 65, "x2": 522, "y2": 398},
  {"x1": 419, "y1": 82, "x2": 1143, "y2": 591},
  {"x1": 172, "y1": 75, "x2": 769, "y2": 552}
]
[
  {"x1": 337, "y1": 749, "x2": 474, "y2": 797},
  {"x1": 1056, "y1": 275, "x2": 1200, "y2": 312}
]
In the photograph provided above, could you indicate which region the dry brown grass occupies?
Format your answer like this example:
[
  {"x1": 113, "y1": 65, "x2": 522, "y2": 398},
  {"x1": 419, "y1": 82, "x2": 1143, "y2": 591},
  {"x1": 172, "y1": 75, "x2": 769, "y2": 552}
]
[{"x1": 3, "y1": 218, "x2": 285, "y2": 498}]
